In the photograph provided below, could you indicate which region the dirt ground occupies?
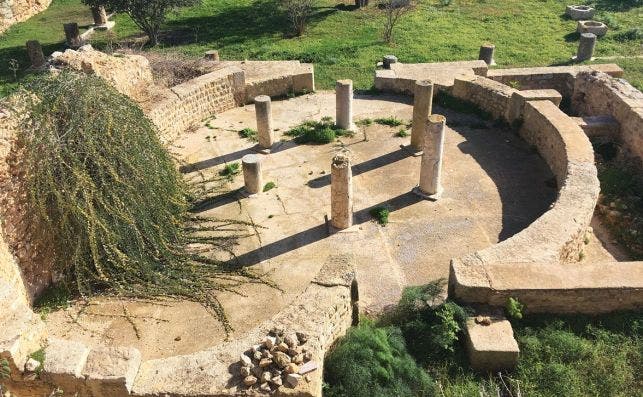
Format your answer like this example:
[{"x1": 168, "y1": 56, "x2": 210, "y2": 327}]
[{"x1": 45, "y1": 91, "x2": 619, "y2": 361}]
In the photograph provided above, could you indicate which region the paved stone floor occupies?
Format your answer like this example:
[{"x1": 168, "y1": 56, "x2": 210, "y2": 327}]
[{"x1": 45, "y1": 92, "x2": 576, "y2": 360}]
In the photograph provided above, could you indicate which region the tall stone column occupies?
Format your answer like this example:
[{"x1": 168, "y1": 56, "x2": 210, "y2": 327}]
[
  {"x1": 242, "y1": 154, "x2": 263, "y2": 196},
  {"x1": 575, "y1": 33, "x2": 596, "y2": 62},
  {"x1": 410, "y1": 80, "x2": 434, "y2": 152},
  {"x1": 336, "y1": 80, "x2": 355, "y2": 131},
  {"x1": 331, "y1": 154, "x2": 353, "y2": 230},
  {"x1": 63, "y1": 23, "x2": 82, "y2": 48},
  {"x1": 414, "y1": 114, "x2": 446, "y2": 200},
  {"x1": 478, "y1": 44, "x2": 496, "y2": 66},
  {"x1": 26, "y1": 40, "x2": 45, "y2": 68},
  {"x1": 254, "y1": 95, "x2": 274, "y2": 152},
  {"x1": 91, "y1": 6, "x2": 108, "y2": 25}
]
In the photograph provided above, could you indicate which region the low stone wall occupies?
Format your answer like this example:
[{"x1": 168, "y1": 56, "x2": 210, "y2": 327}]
[
  {"x1": 236, "y1": 61, "x2": 315, "y2": 102},
  {"x1": 0, "y1": 0, "x2": 52, "y2": 33},
  {"x1": 452, "y1": 76, "x2": 517, "y2": 120},
  {"x1": 572, "y1": 71, "x2": 643, "y2": 170},
  {"x1": 487, "y1": 64, "x2": 623, "y2": 98},
  {"x1": 450, "y1": 261, "x2": 643, "y2": 313}
]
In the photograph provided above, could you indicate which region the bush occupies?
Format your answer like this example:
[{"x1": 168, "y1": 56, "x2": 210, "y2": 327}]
[
  {"x1": 281, "y1": 0, "x2": 314, "y2": 37},
  {"x1": 285, "y1": 116, "x2": 353, "y2": 144},
  {"x1": 370, "y1": 206, "x2": 390, "y2": 225},
  {"x1": 324, "y1": 321, "x2": 436, "y2": 397}
]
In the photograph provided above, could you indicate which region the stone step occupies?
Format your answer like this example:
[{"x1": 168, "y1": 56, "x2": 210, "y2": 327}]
[
  {"x1": 465, "y1": 314, "x2": 520, "y2": 372},
  {"x1": 0, "y1": 304, "x2": 46, "y2": 378},
  {"x1": 571, "y1": 115, "x2": 620, "y2": 138}
]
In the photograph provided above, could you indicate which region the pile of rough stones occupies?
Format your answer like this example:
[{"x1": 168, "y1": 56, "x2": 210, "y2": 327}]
[{"x1": 239, "y1": 328, "x2": 318, "y2": 393}]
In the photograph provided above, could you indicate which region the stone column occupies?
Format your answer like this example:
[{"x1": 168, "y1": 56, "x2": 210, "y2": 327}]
[
  {"x1": 204, "y1": 50, "x2": 220, "y2": 61},
  {"x1": 254, "y1": 95, "x2": 274, "y2": 151},
  {"x1": 576, "y1": 33, "x2": 596, "y2": 62},
  {"x1": 91, "y1": 6, "x2": 107, "y2": 25},
  {"x1": 242, "y1": 154, "x2": 263, "y2": 196},
  {"x1": 331, "y1": 154, "x2": 353, "y2": 230},
  {"x1": 414, "y1": 114, "x2": 446, "y2": 199},
  {"x1": 478, "y1": 44, "x2": 495, "y2": 66},
  {"x1": 410, "y1": 80, "x2": 434, "y2": 152},
  {"x1": 383, "y1": 55, "x2": 398, "y2": 69},
  {"x1": 336, "y1": 80, "x2": 354, "y2": 131},
  {"x1": 25, "y1": 40, "x2": 45, "y2": 68},
  {"x1": 63, "y1": 23, "x2": 82, "y2": 48}
]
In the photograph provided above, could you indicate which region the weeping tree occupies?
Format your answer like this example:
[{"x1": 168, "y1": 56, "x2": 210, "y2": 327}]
[
  {"x1": 12, "y1": 72, "x2": 268, "y2": 335},
  {"x1": 82, "y1": 0, "x2": 200, "y2": 46}
]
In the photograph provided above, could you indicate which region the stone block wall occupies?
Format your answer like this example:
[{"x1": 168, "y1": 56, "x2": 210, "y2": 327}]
[
  {"x1": 572, "y1": 71, "x2": 643, "y2": 170},
  {"x1": 0, "y1": 0, "x2": 52, "y2": 33},
  {"x1": 452, "y1": 76, "x2": 517, "y2": 120}
]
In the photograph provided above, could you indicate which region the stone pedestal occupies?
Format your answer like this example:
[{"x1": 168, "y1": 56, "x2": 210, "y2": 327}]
[
  {"x1": 26, "y1": 40, "x2": 45, "y2": 68},
  {"x1": 91, "y1": 6, "x2": 107, "y2": 26},
  {"x1": 478, "y1": 44, "x2": 496, "y2": 66},
  {"x1": 383, "y1": 55, "x2": 398, "y2": 69},
  {"x1": 63, "y1": 23, "x2": 82, "y2": 48},
  {"x1": 242, "y1": 155, "x2": 263, "y2": 196},
  {"x1": 411, "y1": 80, "x2": 434, "y2": 152},
  {"x1": 465, "y1": 316, "x2": 520, "y2": 372},
  {"x1": 575, "y1": 33, "x2": 596, "y2": 62},
  {"x1": 204, "y1": 50, "x2": 220, "y2": 61},
  {"x1": 336, "y1": 80, "x2": 355, "y2": 131},
  {"x1": 414, "y1": 114, "x2": 446, "y2": 200},
  {"x1": 255, "y1": 95, "x2": 274, "y2": 152},
  {"x1": 331, "y1": 154, "x2": 353, "y2": 230}
]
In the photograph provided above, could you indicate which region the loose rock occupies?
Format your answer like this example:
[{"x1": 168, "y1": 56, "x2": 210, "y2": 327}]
[
  {"x1": 243, "y1": 376, "x2": 258, "y2": 387},
  {"x1": 298, "y1": 360, "x2": 318, "y2": 375},
  {"x1": 285, "y1": 363, "x2": 299, "y2": 374},
  {"x1": 285, "y1": 373, "x2": 301, "y2": 388},
  {"x1": 273, "y1": 351, "x2": 291, "y2": 368},
  {"x1": 259, "y1": 358, "x2": 273, "y2": 368},
  {"x1": 240, "y1": 353, "x2": 253, "y2": 367},
  {"x1": 240, "y1": 366, "x2": 251, "y2": 377}
]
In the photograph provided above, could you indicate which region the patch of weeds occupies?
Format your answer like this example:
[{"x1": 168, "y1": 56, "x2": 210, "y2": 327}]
[
  {"x1": 33, "y1": 284, "x2": 71, "y2": 320},
  {"x1": 506, "y1": 297, "x2": 524, "y2": 319},
  {"x1": 508, "y1": 80, "x2": 521, "y2": 89},
  {"x1": 28, "y1": 349, "x2": 45, "y2": 374},
  {"x1": 205, "y1": 117, "x2": 216, "y2": 129},
  {"x1": 395, "y1": 128, "x2": 408, "y2": 137},
  {"x1": 285, "y1": 116, "x2": 353, "y2": 144},
  {"x1": 239, "y1": 128, "x2": 258, "y2": 142},
  {"x1": 613, "y1": 28, "x2": 642, "y2": 42},
  {"x1": 0, "y1": 358, "x2": 10, "y2": 379},
  {"x1": 355, "y1": 118, "x2": 373, "y2": 127},
  {"x1": 263, "y1": 181, "x2": 276, "y2": 192},
  {"x1": 220, "y1": 162, "x2": 240, "y2": 180},
  {"x1": 369, "y1": 206, "x2": 390, "y2": 226},
  {"x1": 375, "y1": 116, "x2": 404, "y2": 127}
]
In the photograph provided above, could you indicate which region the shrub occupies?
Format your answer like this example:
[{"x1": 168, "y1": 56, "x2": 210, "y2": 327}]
[
  {"x1": 281, "y1": 0, "x2": 314, "y2": 37},
  {"x1": 220, "y1": 162, "x2": 240, "y2": 180},
  {"x1": 380, "y1": 0, "x2": 415, "y2": 43},
  {"x1": 12, "y1": 72, "x2": 265, "y2": 335},
  {"x1": 369, "y1": 206, "x2": 390, "y2": 225},
  {"x1": 396, "y1": 128, "x2": 409, "y2": 137},
  {"x1": 506, "y1": 297, "x2": 524, "y2": 319},
  {"x1": 324, "y1": 321, "x2": 436, "y2": 397},
  {"x1": 285, "y1": 116, "x2": 353, "y2": 144},
  {"x1": 614, "y1": 28, "x2": 642, "y2": 42}
]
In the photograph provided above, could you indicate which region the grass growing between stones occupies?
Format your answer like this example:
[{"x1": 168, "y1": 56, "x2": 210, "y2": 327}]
[
  {"x1": 374, "y1": 116, "x2": 405, "y2": 127},
  {"x1": 1, "y1": 0, "x2": 642, "y2": 96},
  {"x1": 11, "y1": 72, "x2": 270, "y2": 336},
  {"x1": 324, "y1": 281, "x2": 643, "y2": 397},
  {"x1": 285, "y1": 116, "x2": 353, "y2": 144},
  {"x1": 239, "y1": 127, "x2": 258, "y2": 142}
]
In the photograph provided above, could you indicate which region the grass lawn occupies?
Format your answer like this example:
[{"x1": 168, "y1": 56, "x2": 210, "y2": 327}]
[{"x1": 0, "y1": 0, "x2": 641, "y2": 96}]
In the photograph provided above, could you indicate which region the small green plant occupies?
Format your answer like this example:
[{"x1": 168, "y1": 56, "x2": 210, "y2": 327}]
[
  {"x1": 395, "y1": 128, "x2": 408, "y2": 137},
  {"x1": 0, "y1": 358, "x2": 10, "y2": 379},
  {"x1": 34, "y1": 284, "x2": 71, "y2": 320},
  {"x1": 263, "y1": 181, "x2": 276, "y2": 192},
  {"x1": 220, "y1": 162, "x2": 240, "y2": 179},
  {"x1": 614, "y1": 28, "x2": 642, "y2": 42},
  {"x1": 205, "y1": 117, "x2": 216, "y2": 129},
  {"x1": 28, "y1": 349, "x2": 45, "y2": 374},
  {"x1": 375, "y1": 116, "x2": 404, "y2": 127},
  {"x1": 355, "y1": 118, "x2": 373, "y2": 127},
  {"x1": 506, "y1": 297, "x2": 524, "y2": 319},
  {"x1": 239, "y1": 128, "x2": 258, "y2": 142},
  {"x1": 285, "y1": 116, "x2": 353, "y2": 144},
  {"x1": 508, "y1": 80, "x2": 521, "y2": 89},
  {"x1": 369, "y1": 206, "x2": 390, "y2": 225}
]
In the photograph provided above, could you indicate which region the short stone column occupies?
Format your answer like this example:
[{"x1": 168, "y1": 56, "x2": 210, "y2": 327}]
[
  {"x1": 331, "y1": 154, "x2": 353, "y2": 230},
  {"x1": 478, "y1": 44, "x2": 496, "y2": 66},
  {"x1": 575, "y1": 33, "x2": 596, "y2": 62},
  {"x1": 91, "y1": 6, "x2": 107, "y2": 26},
  {"x1": 254, "y1": 95, "x2": 274, "y2": 152},
  {"x1": 410, "y1": 80, "x2": 434, "y2": 152},
  {"x1": 336, "y1": 80, "x2": 354, "y2": 131},
  {"x1": 241, "y1": 154, "x2": 263, "y2": 196},
  {"x1": 63, "y1": 23, "x2": 82, "y2": 48},
  {"x1": 204, "y1": 50, "x2": 220, "y2": 61},
  {"x1": 383, "y1": 55, "x2": 398, "y2": 69},
  {"x1": 414, "y1": 114, "x2": 446, "y2": 200},
  {"x1": 26, "y1": 40, "x2": 45, "y2": 68}
]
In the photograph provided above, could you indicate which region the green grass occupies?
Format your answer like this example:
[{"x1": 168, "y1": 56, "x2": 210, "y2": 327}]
[
  {"x1": 238, "y1": 127, "x2": 258, "y2": 142},
  {"x1": 1, "y1": 0, "x2": 642, "y2": 97},
  {"x1": 396, "y1": 128, "x2": 409, "y2": 137},
  {"x1": 33, "y1": 284, "x2": 72, "y2": 319},
  {"x1": 285, "y1": 116, "x2": 353, "y2": 144},
  {"x1": 27, "y1": 349, "x2": 46, "y2": 374},
  {"x1": 220, "y1": 162, "x2": 240, "y2": 179},
  {"x1": 374, "y1": 116, "x2": 405, "y2": 127}
]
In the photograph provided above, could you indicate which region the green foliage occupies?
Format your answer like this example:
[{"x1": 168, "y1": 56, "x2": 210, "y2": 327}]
[
  {"x1": 355, "y1": 118, "x2": 373, "y2": 127},
  {"x1": 28, "y1": 349, "x2": 46, "y2": 374},
  {"x1": 239, "y1": 127, "x2": 258, "y2": 142},
  {"x1": 0, "y1": 358, "x2": 9, "y2": 380},
  {"x1": 506, "y1": 297, "x2": 524, "y2": 319},
  {"x1": 82, "y1": 0, "x2": 201, "y2": 45},
  {"x1": 285, "y1": 116, "x2": 353, "y2": 144},
  {"x1": 324, "y1": 321, "x2": 436, "y2": 397},
  {"x1": 263, "y1": 181, "x2": 276, "y2": 192},
  {"x1": 13, "y1": 72, "x2": 266, "y2": 336},
  {"x1": 369, "y1": 206, "x2": 390, "y2": 226},
  {"x1": 33, "y1": 284, "x2": 72, "y2": 319},
  {"x1": 375, "y1": 116, "x2": 404, "y2": 127},
  {"x1": 395, "y1": 128, "x2": 408, "y2": 137},
  {"x1": 613, "y1": 28, "x2": 642, "y2": 42},
  {"x1": 220, "y1": 162, "x2": 240, "y2": 179}
]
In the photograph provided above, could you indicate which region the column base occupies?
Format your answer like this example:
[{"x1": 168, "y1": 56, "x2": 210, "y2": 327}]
[
  {"x1": 412, "y1": 185, "x2": 442, "y2": 201},
  {"x1": 239, "y1": 189, "x2": 261, "y2": 198},
  {"x1": 252, "y1": 145, "x2": 272, "y2": 154},
  {"x1": 94, "y1": 21, "x2": 116, "y2": 31},
  {"x1": 571, "y1": 55, "x2": 595, "y2": 62},
  {"x1": 400, "y1": 144, "x2": 423, "y2": 157}
]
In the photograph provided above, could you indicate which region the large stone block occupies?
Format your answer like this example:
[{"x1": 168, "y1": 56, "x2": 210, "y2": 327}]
[
  {"x1": 41, "y1": 338, "x2": 90, "y2": 394},
  {"x1": 465, "y1": 316, "x2": 519, "y2": 372},
  {"x1": 82, "y1": 346, "x2": 141, "y2": 397}
]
